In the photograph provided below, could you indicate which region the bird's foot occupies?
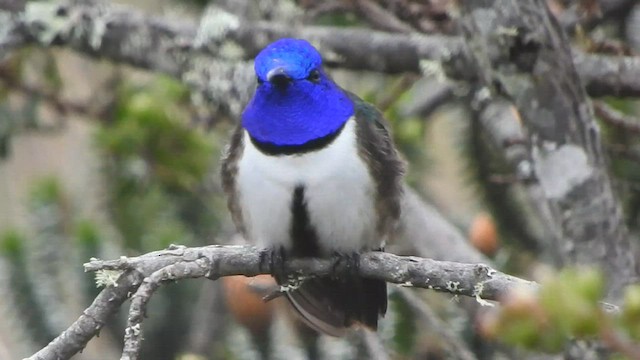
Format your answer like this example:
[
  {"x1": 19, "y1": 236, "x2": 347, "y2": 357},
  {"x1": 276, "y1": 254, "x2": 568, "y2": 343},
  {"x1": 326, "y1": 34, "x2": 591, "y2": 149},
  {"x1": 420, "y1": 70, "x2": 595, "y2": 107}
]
[
  {"x1": 330, "y1": 251, "x2": 361, "y2": 279},
  {"x1": 260, "y1": 246, "x2": 311, "y2": 301},
  {"x1": 259, "y1": 245, "x2": 288, "y2": 282}
]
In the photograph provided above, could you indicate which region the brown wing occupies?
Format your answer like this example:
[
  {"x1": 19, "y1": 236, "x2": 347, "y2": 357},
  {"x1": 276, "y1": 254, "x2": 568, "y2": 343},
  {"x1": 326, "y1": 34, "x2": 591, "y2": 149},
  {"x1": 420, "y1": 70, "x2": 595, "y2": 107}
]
[
  {"x1": 220, "y1": 125, "x2": 246, "y2": 235},
  {"x1": 284, "y1": 273, "x2": 387, "y2": 336},
  {"x1": 350, "y1": 92, "x2": 406, "y2": 239}
]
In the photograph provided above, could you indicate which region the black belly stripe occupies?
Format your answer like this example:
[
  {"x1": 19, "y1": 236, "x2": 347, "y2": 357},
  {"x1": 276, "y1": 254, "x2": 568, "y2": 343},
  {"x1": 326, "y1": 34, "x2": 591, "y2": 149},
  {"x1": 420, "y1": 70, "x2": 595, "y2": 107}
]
[
  {"x1": 290, "y1": 186, "x2": 320, "y2": 258},
  {"x1": 249, "y1": 122, "x2": 346, "y2": 156}
]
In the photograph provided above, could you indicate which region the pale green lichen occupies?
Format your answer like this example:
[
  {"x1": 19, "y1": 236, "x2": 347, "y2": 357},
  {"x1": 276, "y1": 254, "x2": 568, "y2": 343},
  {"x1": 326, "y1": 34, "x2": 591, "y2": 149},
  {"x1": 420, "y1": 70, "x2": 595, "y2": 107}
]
[
  {"x1": 533, "y1": 144, "x2": 593, "y2": 199},
  {"x1": 87, "y1": 13, "x2": 109, "y2": 50},
  {"x1": 23, "y1": 3, "x2": 71, "y2": 45},
  {"x1": 277, "y1": 1, "x2": 303, "y2": 19},
  {"x1": 474, "y1": 86, "x2": 492, "y2": 105},
  {"x1": 259, "y1": 0, "x2": 303, "y2": 22},
  {"x1": 473, "y1": 282, "x2": 495, "y2": 307},
  {"x1": 193, "y1": 7, "x2": 239, "y2": 49},
  {"x1": 182, "y1": 58, "x2": 253, "y2": 116},
  {"x1": 95, "y1": 269, "x2": 122, "y2": 288},
  {"x1": 119, "y1": 25, "x2": 153, "y2": 59},
  {"x1": 125, "y1": 323, "x2": 141, "y2": 336},
  {"x1": 496, "y1": 26, "x2": 519, "y2": 37},
  {"x1": 219, "y1": 41, "x2": 244, "y2": 60},
  {"x1": 0, "y1": 13, "x2": 13, "y2": 43},
  {"x1": 317, "y1": 45, "x2": 345, "y2": 65},
  {"x1": 419, "y1": 59, "x2": 447, "y2": 83}
]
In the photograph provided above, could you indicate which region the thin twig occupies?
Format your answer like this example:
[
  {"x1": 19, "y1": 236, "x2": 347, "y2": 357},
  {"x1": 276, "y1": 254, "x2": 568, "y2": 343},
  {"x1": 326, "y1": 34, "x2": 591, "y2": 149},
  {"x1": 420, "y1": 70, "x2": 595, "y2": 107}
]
[
  {"x1": 593, "y1": 100, "x2": 640, "y2": 134},
  {"x1": 359, "y1": 329, "x2": 390, "y2": 360},
  {"x1": 401, "y1": 81, "x2": 454, "y2": 119},
  {"x1": 376, "y1": 74, "x2": 419, "y2": 112},
  {"x1": 0, "y1": 77, "x2": 91, "y2": 116},
  {"x1": 121, "y1": 260, "x2": 210, "y2": 360},
  {"x1": 353, "y1": 0, "x2": 414, "y2": 33},
  {"x1": 607, "y1": 143, "x2": 640, "y2": 164},
  {"x1": 396, "y1": 287, "x2": 478, "y2": 360},
  {"x1": 25, "y1": 271, "x2": 144, "y2": 360}
]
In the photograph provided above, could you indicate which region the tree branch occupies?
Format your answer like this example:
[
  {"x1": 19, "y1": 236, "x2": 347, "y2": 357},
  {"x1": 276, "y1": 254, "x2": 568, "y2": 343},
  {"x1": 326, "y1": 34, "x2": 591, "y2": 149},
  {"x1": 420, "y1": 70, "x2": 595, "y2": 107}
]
[
  {"x1": 573, "y1": 51, "x2": 640, "y2": 97},
  {"x1": 26, "y1": 244, "x2": 534, "y2": 360},
  {"x1": 397, "y1": 287, "x2": 479, "y2": 360},
  {"x1": 1, "y1": 0, "x2": 639, "y2": 118},
  {"x1": 104, "y1": 245, "x2": 529, "y2": 359},
  {"x1": 352, "y1": 0, "x2": 415, "y2": 33},
  {"x1": 121, "y1": 260, "x2": 208, "y2": 360},
  {"x1": 26, "y1": 271, "x2": 144, "y2": 360},
  {"x1": 593, "y1": 100, "x2": 640, "y2": 134},
  {"x1": 84, "y1": 245, "x2": 532, "y2": 300}
]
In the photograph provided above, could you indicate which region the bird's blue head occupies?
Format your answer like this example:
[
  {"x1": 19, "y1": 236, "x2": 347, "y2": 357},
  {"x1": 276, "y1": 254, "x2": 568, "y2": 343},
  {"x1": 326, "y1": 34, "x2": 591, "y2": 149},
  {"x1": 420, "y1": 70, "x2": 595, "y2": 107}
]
[{"x1": 242, "y1": 38, "x2": 354, "y2": 147}]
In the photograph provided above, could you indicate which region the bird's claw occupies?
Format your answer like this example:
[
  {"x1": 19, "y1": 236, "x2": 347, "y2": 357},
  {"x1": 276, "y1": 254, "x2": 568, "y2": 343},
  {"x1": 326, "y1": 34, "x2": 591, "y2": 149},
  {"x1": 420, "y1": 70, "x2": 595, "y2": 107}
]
[
  {"x1": 330, "y1": 252, "x2": 361, "y2": 279},
  {"x1": 259, "y1": 246, "x2": 288, "y2": 282}
]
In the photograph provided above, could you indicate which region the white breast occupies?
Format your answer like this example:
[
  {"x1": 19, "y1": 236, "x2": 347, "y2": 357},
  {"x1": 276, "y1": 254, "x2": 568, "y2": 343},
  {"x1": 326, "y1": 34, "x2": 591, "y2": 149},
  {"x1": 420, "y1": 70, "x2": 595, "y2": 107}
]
[{"x1": 235, "y1": 118, "x2": 378, "y2": 253}]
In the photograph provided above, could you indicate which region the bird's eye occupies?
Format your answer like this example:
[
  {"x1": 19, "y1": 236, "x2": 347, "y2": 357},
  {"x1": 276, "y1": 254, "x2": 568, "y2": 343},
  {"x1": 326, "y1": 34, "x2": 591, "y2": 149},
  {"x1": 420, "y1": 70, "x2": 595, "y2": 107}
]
[
  {"x1": 307, "y1": 69, "x2": 321, "y2": 83},
  {"x1": 257, "y1": 76, "x2": 264, "y2": 85}
]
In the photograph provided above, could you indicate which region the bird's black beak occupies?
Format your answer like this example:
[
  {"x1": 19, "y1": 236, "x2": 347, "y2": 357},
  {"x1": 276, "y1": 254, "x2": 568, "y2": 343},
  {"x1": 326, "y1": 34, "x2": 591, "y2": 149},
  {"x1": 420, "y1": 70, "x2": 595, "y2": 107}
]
[{"x1": 267, "y1": 67, "x2": 292, "y2": 89}]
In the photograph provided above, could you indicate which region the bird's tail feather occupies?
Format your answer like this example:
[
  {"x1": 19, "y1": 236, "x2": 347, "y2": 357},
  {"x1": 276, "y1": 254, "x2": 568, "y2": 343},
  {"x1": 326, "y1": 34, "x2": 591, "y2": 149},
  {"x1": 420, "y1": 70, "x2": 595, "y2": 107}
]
[{"x1": 284, "y1": 276, "x2": 387, "y2": 337}]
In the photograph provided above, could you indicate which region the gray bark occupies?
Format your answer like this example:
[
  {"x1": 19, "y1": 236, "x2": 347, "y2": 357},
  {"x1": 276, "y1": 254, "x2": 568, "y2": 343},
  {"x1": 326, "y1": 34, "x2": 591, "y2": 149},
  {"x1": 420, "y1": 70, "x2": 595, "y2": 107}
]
[
  {"x1": 458, "y1": 0, "x2": 638, "y2": 303},
  {"x1": 1, "y1": 1, "x2": 640, "y2": 120},
  {"x1": 26, "y1": 271, "x2": 144, "y2": 360},
  {"x1": 24, "y1": 244, "x2": 532, "y2": 360}
]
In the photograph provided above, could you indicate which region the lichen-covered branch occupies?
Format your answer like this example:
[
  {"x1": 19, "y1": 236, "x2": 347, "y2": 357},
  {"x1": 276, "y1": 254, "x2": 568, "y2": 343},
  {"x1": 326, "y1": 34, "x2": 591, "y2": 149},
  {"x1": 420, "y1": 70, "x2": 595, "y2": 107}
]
[
  {"x1": 1, "y1": 1, "x2": 639, "y2": 119},
  {"x1": 26, "y1": 271, "x2": 144, "y2": 360},
  {"x1": 121, "y1": 261, "x2": 208, "y2": 360},
  {"x1": 102, "y1": 244, "x2": 528, "y2": 359},
  {"x1": 573, "y1": 51, "x2": 640, "y2": 97},
  {"x1": 84, "y1": 245, "x2": 532, "y2": 300},
  {"x1": 24, "y1": 244, "x2": 534, "y2": 360},
  {"x1": 593, "y1": 100, "x2": 640, "y2": 134}
]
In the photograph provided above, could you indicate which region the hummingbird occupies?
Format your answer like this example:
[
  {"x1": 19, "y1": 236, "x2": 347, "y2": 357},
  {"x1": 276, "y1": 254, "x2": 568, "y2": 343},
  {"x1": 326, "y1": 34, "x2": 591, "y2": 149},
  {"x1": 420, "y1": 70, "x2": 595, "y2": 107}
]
[{"x1": 221, "y1": 38, "x2": 404, "y2": 336}]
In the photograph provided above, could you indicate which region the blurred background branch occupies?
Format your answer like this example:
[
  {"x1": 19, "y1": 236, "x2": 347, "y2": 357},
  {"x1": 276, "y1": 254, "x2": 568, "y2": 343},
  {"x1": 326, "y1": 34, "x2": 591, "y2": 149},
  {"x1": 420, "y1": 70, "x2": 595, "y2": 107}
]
[{"x1": 1, "y1": 1, "x2": 640, "y2": 117}]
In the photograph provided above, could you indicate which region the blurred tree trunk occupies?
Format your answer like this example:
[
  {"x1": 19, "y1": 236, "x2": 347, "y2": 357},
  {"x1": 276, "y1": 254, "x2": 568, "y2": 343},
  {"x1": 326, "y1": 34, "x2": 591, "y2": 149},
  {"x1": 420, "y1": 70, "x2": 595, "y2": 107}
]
[{"x1": 458, "y1": 0, "x2": 638, "y2": 301}]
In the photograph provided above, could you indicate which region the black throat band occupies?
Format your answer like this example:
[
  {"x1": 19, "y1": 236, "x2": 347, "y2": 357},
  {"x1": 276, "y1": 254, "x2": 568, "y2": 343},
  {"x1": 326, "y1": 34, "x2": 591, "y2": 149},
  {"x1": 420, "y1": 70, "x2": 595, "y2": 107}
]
[{"x1": 249, "y1": 122, "x2": 347, "y2": 156}]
